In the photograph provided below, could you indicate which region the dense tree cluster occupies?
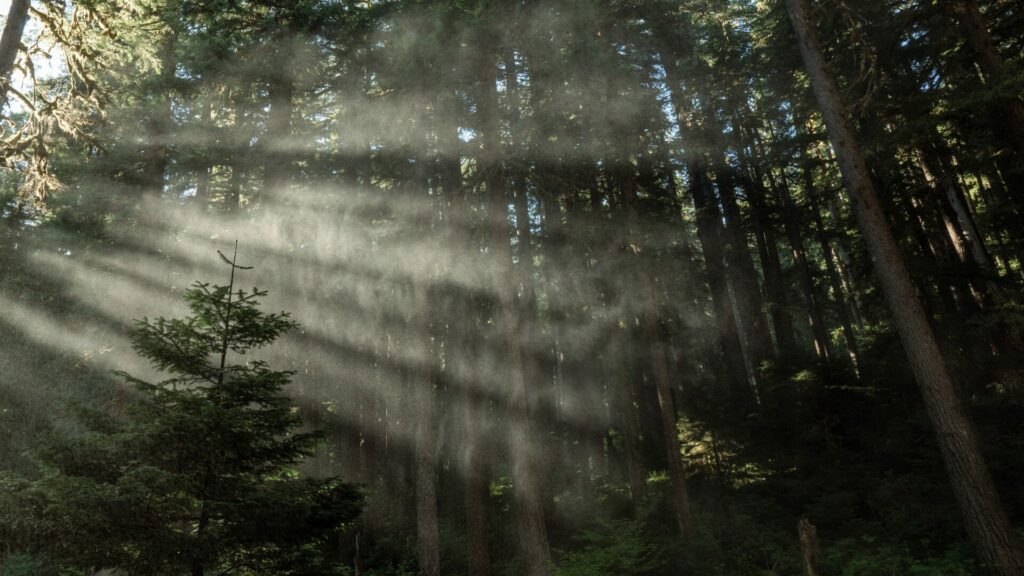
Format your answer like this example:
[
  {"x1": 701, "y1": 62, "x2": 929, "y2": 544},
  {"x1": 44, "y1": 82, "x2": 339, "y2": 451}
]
[{"x1": 1, "y1": 0, "x2": 1023, "y2": 574}]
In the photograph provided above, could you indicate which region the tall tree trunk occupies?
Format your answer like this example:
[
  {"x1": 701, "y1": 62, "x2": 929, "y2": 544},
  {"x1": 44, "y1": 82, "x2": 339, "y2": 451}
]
[
  {"x1": 142, "y1": 16, "x2": 178, "y2": 199},
  {"x1": 477, "y1": 34, "x2": 553, "y2": 576},
  {"x1": 618, "y1": 163, "x2": 694, "y2": 538},
  {"x1": 615, "y1": 329, "x2": 647, "y2": 504},
  {"x1": 826, "y1": 197, "x2": 867, "y2": 328},
  {"x1": 775, "y1": 169, "x2": 832, "y2": 362},
  {"x1": 655, "y1": 26, "x2": 753, "y2": 402},
  {"x1": 785, "y1": 1, "x2": 1024, "y2": 573},
  {"x1": 0, "y1": 0, "x2": 29, "y2": 281},
  {"x1": 916, "y1": 147, "x2": 998, "y2": 296},
  {"x1": 807, "y1": 168, "x2": 861, "y2": 373},
  {"x1": 414, "y1": 370, "x2": 440, "y2": 576},
  {"x1": 692, "y1": 162, "x2": 757, "y2": 401},
  {"x1": 735, "y1": 121, "x2": 797, "y2": 355},
  {"x1": 413, "y1": 153, "x2": 441, "y2": 576},
  {"x1": 742, "y1": 157, "x2": 797, "y2": 355},
  {"x1": 194, "y1": 96, "x2": 212, "y2": 207},
  {"x1": 714, "y1": 164, "x2": 776, "y2": 366},
  {"x1": 263, "y1": 57, "x2": 295, "y2": 196},
  {"x1": 505, "y1": 44, "x2": 558, "y2": 526},
  {"x1": 0, "y1": 0, "x2": 30, "y2": 113},
  {"x1": 226, "y1": 163, "x2": 244, "y2": 212}
]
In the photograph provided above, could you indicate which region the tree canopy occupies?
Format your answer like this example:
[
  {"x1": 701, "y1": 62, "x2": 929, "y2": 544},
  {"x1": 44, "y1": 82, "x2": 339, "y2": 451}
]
[{"x1": 1, "y1": 0, "x2": 1023, "y2": 574}]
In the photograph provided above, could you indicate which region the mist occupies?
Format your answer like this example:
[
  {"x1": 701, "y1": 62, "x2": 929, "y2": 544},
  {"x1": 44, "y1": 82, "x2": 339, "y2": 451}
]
[{"x1": 3, "y1": 0, "x2": 1024, "y2": 574}]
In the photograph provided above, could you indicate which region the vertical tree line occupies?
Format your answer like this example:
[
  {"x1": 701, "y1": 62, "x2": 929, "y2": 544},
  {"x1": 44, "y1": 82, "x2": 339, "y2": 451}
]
[{"x1": 1, "y1": 0, "x2": 1023, "y2": 574}]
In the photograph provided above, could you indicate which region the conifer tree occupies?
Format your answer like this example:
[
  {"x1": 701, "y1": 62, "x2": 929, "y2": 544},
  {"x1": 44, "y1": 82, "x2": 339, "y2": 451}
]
[{"x1": 4, "y1": 244, "x2": 362, "y2": 575}]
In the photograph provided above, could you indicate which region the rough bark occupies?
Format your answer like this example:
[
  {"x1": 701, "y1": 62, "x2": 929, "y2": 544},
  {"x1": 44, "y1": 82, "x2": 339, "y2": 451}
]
[{"x1": 785, "y1": 1, "x2": 1024, "y2": 573}]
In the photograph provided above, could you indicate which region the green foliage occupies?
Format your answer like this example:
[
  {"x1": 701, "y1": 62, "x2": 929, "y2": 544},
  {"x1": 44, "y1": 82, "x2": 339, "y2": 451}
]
[
  {"x1": 824, "y1": 537, "x2": 975, "y2": 576},
  {"x1": 0, "y1": 256, "x2": 363, "y2": 574},
  {"x1": 0, "y1": 553, "x2": 63, "y2": 576},
  {"x1": 556, "y1": 519, "x2": 670, "y2": 576}
]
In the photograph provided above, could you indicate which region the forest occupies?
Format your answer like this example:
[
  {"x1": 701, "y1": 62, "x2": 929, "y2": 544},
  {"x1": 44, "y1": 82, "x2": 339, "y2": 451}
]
[{"x1": 0, "y1": 0, "x2": 1023, "y2": 574}]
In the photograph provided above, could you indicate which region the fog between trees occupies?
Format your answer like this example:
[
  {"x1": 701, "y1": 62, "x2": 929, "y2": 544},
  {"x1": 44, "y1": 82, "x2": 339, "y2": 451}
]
[{"x1": 2, "y1": 0, "x2": 1024, "y2": 575}]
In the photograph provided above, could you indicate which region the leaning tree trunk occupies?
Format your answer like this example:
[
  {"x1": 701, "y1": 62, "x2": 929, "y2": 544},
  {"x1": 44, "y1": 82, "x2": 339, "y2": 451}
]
[
  {"x1": 785, "y1": 1, "x2": 1024, "y2": 574},
  {"x1": 0, "y1": 0, "x2": 30, "y2": 113},
  {"x1": 0, "y1": 0, "x2": 30, "y2": 281}
]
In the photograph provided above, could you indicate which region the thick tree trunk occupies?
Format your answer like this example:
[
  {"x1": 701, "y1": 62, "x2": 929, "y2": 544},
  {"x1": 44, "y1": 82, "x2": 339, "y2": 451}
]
[
  {"x1": 477, "y1": 37, "x2": 553, "y2": 576},
  {"x1": 785, "y1": 1, "x2": 1024, "y2": 573},
  {"x1": 616, "y1": 331, "x2": 647, "y2": 504},
  {"x1": 617, "y1": 161, "x2": 694, "y2": 538},
  {"x1": 643, "y1": 305, "x2": 694, "y2": 538},
  {"x1": 690, "y1": 163, "x2": 756, "y2": 401},
  {"x1": 465, "y1": 451, "x2": 491, "y2": 576},
  {"x1": 0, "y1": 0, "x2": 30, "y2": 113}
]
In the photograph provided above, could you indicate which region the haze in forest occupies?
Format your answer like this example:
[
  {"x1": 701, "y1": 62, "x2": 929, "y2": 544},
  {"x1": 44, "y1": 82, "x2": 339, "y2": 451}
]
[{"x1": 1, "y1": 1, "x2": 1024, "y2": 575}]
